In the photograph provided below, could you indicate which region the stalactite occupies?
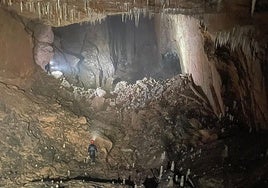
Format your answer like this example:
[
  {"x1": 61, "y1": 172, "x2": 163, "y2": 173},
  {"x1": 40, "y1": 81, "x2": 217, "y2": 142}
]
[
  {"x1": 215, "y1": 26, "x2": 259, "y2": 62},
  {"x1": 133, "y1": 8, "x2": 140, "y2": 27},
  {"x1": 83, "y1": 0, "x2": 86, "y2": 11},
  {"x1": 63, "y1": 3, "x2": 67, "y2": 21},
  {"x1": 29, "y1": 1, "x2": 33, "y2": 12},
  {"x1": 37, "y1": 2, "x2": 41, "y2": 18},
  {"x1": 70, "y1": 8, "x2": 74, "y2": 22},
  {"x1": 20, "y1": 1, "x2": 23, "y2": 12},
  {"x1": 47, "y1": 2, "x2": 50, "y2": 19}
]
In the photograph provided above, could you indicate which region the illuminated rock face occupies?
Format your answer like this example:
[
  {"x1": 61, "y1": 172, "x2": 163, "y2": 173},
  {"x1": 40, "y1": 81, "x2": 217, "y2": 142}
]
[
  {"x1": 156, "y1": 14, "x2": 268, "y2": 129},
  {"x1": 32, "y1": 24, "x2": 54, "y2": 70}
]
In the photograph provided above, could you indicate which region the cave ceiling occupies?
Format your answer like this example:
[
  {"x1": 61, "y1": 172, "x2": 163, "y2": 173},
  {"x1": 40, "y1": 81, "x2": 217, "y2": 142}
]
[{"x1": 0, "y1": 0, "x2": 266, "y2": 27}]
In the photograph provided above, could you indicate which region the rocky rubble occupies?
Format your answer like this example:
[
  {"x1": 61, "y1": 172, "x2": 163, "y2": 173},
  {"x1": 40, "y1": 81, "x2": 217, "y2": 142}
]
[
  {"x1": 56, "y1": 73, "x2": 222, "y2": 181},
  {"x1": 0, "y1": 68, "x2": 267, "y2": 187},
  {"x1": 112, "y1": 77, "x2": 165, "y2": 109}
]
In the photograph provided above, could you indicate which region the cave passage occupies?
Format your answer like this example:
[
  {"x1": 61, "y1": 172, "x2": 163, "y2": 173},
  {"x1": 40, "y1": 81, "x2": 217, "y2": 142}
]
[{"x1": 50, "y1": 14, "x2": 182, "y2": 89}]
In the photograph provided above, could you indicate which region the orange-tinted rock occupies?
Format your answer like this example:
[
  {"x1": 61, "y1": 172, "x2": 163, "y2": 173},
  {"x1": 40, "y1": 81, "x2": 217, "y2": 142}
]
[{"x1": 0, "y1": 9, "x2": 35, "y2": 86}]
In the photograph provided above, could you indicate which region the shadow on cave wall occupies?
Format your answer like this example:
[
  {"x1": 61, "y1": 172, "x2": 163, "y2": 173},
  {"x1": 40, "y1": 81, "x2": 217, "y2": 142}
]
[{"x1": 50, "y1": 15, "x2": 182, "y2": 89}]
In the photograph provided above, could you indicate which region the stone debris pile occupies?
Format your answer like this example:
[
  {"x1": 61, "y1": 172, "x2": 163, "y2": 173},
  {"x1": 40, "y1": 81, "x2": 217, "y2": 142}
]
[
  {"x1": 59, "y1": 73, "x2": 202, "y2": 113},
  {"x1": 60, "y1": 77, "x2": 95, "y2": 100},
  {"x1": 112, "y1": 77, "x2": 165, "y2": 109},
  {"x1": 111, "y1": 73, "x2": 208, "y2": 111}
]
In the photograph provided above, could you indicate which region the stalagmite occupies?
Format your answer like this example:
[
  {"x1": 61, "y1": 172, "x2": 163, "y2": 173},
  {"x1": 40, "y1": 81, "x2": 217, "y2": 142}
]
[
  {"x1": 159, "y1": 165, "x2": 163, "y2": 180},
  {"x1": 171, "y1": 161, "x2": 175, "y2": 171},
  {"x1": 180, "y1": 175, "x2": 184, "y2": 187},
  {"x1": 251, "y1": 0, "x2": 256, "y2": 16},
  {"x1": 186, "y1": 169, "x2": 191, "y2": 180},
  {"x1": 167, "y1": 176, "x2": 174, "y2": 187},
  {"x1": 175, "y1": 175, "x2": 179, "y2": 182},
  {"x1": 161, "y1": 151, "x2": 166, "y2": 161}
]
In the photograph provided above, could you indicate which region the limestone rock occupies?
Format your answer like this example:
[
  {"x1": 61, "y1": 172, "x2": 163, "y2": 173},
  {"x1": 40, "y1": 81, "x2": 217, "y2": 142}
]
[
  {"x1": 96, "y1": 88, "x2": 106, "y2": 97},
  {"x1": 33, "y1": 24, "x2": 54, "y2": 44},
  {"x1": 34, "y1": 43, "x2": 54, "y2": 68},
  {"x1": 38, "y1": 115, "x2": 57, "y2": 123},
  {"x1": 77, "y1": 116, "x2": 87, "y2": 124},
  {"x1": 91, "y1": 97, "x2": 106, "y2": 111},
  {"x1": 0, "y1": 9, "x2": 34, "y2": 85}
]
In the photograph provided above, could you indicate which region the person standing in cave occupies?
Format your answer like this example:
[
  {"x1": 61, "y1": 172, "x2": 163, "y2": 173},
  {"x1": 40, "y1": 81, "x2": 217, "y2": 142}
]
[
  {"x1": 45, "y1": 62, "x2": 51, "y2": 75},
  {"x1": 88, "y1": 139, "x2": 98, "y2": 164}
]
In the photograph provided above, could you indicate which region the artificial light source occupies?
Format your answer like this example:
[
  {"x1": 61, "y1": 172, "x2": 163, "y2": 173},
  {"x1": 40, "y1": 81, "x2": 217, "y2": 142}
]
[
  {"x1": 50, "y1": 60, "x2": 55, "y2": 65},
  {"x1": 51, "y1": 70, "x2": 63, "y2": 79},
  {"x1": 92, "y1": 131, "x2": 99, "y2": 140}
]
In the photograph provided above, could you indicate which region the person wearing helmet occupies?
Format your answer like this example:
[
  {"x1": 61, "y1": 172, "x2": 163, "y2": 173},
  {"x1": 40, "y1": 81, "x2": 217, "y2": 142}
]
[{"x1": 88, "y1": 139, "x2": 98, "y2": 163}]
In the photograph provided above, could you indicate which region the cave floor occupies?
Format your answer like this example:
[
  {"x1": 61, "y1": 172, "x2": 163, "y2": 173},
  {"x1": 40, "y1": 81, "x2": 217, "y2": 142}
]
[
  {"x1": 0, "y1": 72, "x2": 267, "y2": 188},
  {"x1": 176, "y1": 129, "x2": 268, "y2": 188},
  {"x1": 20, "y1": 130, "x2": 268, "y2": 188}
]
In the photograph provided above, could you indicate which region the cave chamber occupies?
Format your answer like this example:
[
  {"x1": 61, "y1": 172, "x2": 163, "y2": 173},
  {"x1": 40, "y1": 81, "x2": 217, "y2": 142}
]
[{"x1": 0, "y1": 0, "x2": 267, "y2": 187}]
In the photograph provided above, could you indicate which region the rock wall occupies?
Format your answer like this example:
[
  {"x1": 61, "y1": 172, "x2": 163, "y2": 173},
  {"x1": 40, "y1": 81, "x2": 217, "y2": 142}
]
[
  {"x1": 32, "y1": 23, "x2": 54, "y2": 71},
  {"x1": 156, "y1": 14, "x2": 224, "y2": 115},
  {"x1": 50, "y1": 16, "x2": 181, "y2": 89},
  {"x1": 108, "y1": 15, "x2": 161, "y2": 81},
  {"x1": 0, "y1": 9, "x2": 35, "y2": 87},
  {"x1": 156, "y1": 14, "x2": 268, "y2": 129},
  {"x1": 53, "y1": 22, "x2": 114, "y2": 89}
]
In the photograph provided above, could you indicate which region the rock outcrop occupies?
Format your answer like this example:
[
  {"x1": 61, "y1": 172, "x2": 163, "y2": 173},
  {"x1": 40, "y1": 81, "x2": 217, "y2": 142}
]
[{"x1": 0, "y1": 9, "x2": 35, "y2": 87}]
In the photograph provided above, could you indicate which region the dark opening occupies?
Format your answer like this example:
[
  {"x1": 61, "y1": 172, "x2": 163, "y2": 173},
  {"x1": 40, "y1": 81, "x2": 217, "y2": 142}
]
[{"x1": 50, "y1": 14, "x2": 182, "y2": 89}]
